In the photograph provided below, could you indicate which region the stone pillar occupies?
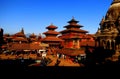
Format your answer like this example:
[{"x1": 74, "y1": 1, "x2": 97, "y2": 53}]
[
  {"x1": 103, "y1": 40, "x2": 106, "y2": 49},
  {"x1": 109, "y1": 40, "x2": 112, "y2": 49},
  {"x1": 106, "y1": 40, "x2": 110, "y2": 49},
  {"x1": 105, "y1": 40, "x2": 107, "y2": 49},
  {"x1": 98, "y1": 40, "x2": 101, "y2": 47},
  {"x1": 100, "y1": 40, "x2": 102, "y2": 47},
  {"x1": 113, "y1": 40, "x2": 115, "y2": 50},
  {"x1": 77, "y1": 39, "x2": 80, "y2": 48},
  {"x1": 95, "y1": 39, "x2": 99, "y2": 47},
  {"x1": 73, "y1": 40, "x2": 75, "y2": 48}
]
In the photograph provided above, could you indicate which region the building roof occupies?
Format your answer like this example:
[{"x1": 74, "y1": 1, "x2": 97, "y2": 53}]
[
  {"x1": 41, "y1": 37, "x2": 63, "y2": 42},
  {"x1": 29, "y1": 33, "x2": 37, "y2": 38},
  {"x1": 67, "y1": 18, "x2": 79, "y2": 23},
  {"x1": 60, "y1": 29, "x2": 88, "y2": 34},
  {"x1": 60, "y1": 18, "x2": 88, "y2": 35},
  {"x1": 8, "y1": 43, "x2": 44, "y2": 50},
  {"x1": 56, "y1": 48, "x2": 85, "y2": 56},
  {"x1": 8, "y1": 43, "x2": 30, "y2": 50},
  {"x1": 46, "y1": 24, "x2": 58, "y2": 29},
  {"x1": 12, "y1": 37, "x2": 28, "y2": 42},
  {"x1": 30, "y1": 38, "x2": 38, "y2": 42},
  {"x1": 43, "y1": 30, "x2": 60, "y2": 35},
  {"x1": 59, "y1": 33, "x2": 93, "y2": 39},
  {"x1": 64, "y1": 24, "x2": 83, "y2": 28},
  {"x1": 13, "y1": 32, "x2": 26, "y2": 37},
  {"x1": 65, "y1": 18, "x2": 83, "y2": 28},
  {"x1": 81, "y1": 41, "x2": 95, "y2": 47},
  {"x1": 30, "y1": 43, "x2": 43, "y2": 50},
  {"x1": 12, "y1": 28, "x2": 26, "y2": 37}
]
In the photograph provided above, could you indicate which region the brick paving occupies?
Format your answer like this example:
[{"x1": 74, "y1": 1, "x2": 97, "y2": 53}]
[
  {"x1": 0, "y1": 54, "x2": 80, "y2": 66},
  {"x1": 46, "y1": 55, "x2": 80, "y2": 66}
]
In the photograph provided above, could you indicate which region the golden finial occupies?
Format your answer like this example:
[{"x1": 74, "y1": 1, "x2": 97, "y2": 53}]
[
  {"x1": 72, "y1": 16, "x2": 75, "y2": 19},
  {"x1": 51, "y1": 22, "x2": 54, "y2": 25}
]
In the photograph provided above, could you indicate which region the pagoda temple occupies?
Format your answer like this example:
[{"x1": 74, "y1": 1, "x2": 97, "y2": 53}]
[
  {"x1": 29, "y1": 33, "x2": 38, "y2": 42},
  {"x1": 12, "y1": 28, "x2": 28, "y2": 43},
  {"x1": 59, "y1": 17, "x2": 92, "y2": 49},
  {"x1": 41, "y1": 24, "x2": 63, "y2": 48},
  {"x1": 95, "y1": 0, "x2": 120, "y2": 50}
]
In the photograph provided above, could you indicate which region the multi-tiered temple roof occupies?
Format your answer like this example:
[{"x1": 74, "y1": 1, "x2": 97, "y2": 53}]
[
  {"x1": 41, "y1": 24, "x2": 63, "y2": 47},
  {"x1": 60, "y1": 18, "x2": 88, "y2": 35},
  {"x1": 60, "y1": 18, "x2": 89, "y2": 41},
  {"x1": 12, "y1": 28, "x2": 28, "y2": 43}
]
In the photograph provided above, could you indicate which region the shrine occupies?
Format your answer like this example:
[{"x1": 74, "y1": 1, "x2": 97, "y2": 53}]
[
  {"x1": 12, "y1": 28, "x2": 28, "y2": 43},
  {"x1": 41, "y1": 24, "x2": 63, "y2": 48},
  {"x1": 29, "y1": 33, "x2": 38, "y2": 43},
  {"x1": 95, "y1": 0, "x2": 120, "y2": 50},
  {"x1": 59, "y1": 17, "x2": 94, "y2": 49}
]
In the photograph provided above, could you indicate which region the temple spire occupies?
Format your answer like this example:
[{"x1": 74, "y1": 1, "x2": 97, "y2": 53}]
[
  {"x1": 68, "y1": 17, "x2": 79, "y2": 23},
  {"x1": 100, "y1": 16, "x2": 105, "y2": 24},
  {"x1": 21, "y1": 27, "x2": 24, "y2": 34},
  {"x1": 72, "y1": 16, "x2": 75, "y2": 19},
  {"x1": 50, "y1": 22, "x2": 53, "y2": 25}
]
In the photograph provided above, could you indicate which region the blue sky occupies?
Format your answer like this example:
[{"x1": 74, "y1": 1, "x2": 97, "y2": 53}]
[{"x1": 0, "y1": 0, "x2": 113, "y2": 35}]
